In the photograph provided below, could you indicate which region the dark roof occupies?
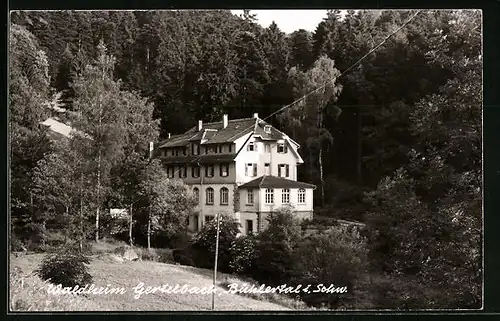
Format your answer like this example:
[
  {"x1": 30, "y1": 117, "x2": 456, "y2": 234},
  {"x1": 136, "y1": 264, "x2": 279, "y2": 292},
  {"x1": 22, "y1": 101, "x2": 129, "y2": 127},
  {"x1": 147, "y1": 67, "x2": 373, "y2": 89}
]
[
  {"x1": 160, "y1": 154, "x2": 236, "y2": 165},
  {"x1": 158, "y1": 117, "x2": 290, "y2": 148},
  {"x1": 239, "y1": 176, "x2": 316, "y2": 189}
]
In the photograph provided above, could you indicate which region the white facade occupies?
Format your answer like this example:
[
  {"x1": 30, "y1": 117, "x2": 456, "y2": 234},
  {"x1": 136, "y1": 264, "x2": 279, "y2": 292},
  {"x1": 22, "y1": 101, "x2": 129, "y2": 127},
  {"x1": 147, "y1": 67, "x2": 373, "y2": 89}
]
[{"x1": 158, "y1": 114, "x2": 315, "y2": 235}]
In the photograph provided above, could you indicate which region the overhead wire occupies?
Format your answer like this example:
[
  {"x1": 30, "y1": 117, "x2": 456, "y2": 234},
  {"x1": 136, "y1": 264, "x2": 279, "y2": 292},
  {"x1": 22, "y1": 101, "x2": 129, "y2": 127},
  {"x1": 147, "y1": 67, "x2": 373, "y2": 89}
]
[{"x1": 164, "y1": 10, "x2": 422, "y2": 177}]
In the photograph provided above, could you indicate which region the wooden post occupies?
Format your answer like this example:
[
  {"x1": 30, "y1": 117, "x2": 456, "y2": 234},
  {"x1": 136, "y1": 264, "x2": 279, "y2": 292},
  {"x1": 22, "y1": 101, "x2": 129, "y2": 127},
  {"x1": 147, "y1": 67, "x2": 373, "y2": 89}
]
[
  {"x1": 212, "y1": 213, "x2": 221, "y2": 310},
  {"x1": 129, "y1": 204, "x2": 133, "y2": 246},
  {"x1": 147, "y1": 205, "x2": 151, "y2": 250}
]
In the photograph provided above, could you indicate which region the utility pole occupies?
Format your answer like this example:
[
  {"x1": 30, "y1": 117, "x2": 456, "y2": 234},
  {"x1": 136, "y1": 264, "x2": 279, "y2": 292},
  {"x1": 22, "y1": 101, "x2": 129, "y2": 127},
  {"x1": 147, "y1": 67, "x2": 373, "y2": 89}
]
[
  {"x1": 212, "y1": 213, "x2": 221, "y2": 311},
  {"x1": 129, "y1": 203, "x2": 133, "y2": 246}
]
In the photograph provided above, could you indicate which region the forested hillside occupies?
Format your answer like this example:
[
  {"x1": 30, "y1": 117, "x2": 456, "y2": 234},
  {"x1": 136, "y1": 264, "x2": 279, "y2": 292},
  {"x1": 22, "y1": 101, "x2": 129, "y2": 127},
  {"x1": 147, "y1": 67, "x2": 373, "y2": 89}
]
[{"x1": 9, "y1": 9, "x2": 482, "y2": 309}]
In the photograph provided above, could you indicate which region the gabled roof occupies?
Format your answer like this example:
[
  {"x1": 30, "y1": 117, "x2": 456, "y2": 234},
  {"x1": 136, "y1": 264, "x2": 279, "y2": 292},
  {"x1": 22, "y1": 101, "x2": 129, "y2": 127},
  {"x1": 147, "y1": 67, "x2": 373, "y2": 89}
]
[
  {"x1": 40, "y1": 117, "x2": 89, "y2": 140},
  {"x1": 158, "y1": 116, "x2": 297, "y2": 149},
  {"x1": 239, "y1": 176, "x2": 316, "y2": 189},
  {"x1": 41, "y1": 118, "x2": 75, "y2": 138}
]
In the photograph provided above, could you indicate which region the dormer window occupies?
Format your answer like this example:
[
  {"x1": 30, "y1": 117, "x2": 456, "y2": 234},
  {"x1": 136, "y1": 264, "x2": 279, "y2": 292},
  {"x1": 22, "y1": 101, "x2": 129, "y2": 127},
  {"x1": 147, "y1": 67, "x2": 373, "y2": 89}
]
[
  {"x1": 192, "y1": 144, "x2": 200, "y2": 155},
  {"x1": 264, "y1": 125, "x2": 271, "y2": 134},
  {"x1": 278, "y1": 142, "x2": 288, "y2": 154}
]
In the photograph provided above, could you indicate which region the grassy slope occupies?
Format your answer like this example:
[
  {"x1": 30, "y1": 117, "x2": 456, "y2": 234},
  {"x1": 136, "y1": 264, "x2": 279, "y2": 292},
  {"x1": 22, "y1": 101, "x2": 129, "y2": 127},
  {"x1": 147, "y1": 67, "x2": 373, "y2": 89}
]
[{"x1": 10, "y1": 253, "x2": 292, "y2": 311}]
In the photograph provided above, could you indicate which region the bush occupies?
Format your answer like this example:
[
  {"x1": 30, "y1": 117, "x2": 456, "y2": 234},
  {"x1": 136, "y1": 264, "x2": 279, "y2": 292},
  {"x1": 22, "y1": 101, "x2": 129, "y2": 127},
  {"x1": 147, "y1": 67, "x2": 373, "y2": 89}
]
[
  {"x1": 152, "y1": 231, "x2": 192, "y2": 249},
  {"x1": 10, "y1": 234, "x2": 26, "y2": 252},
  {"x1": 192, "y1": 214, "x2": 240, "y2": 272},
  {"x1": 173, "y1": 245, "x2": 195, "y2": 266},
  {"x1": 291, "y1": 226, "x2": 369, "y2": 309},
  {"x1": 229, "y1": 235, "x2": 258, "y2": 274},
  {"x1": 252, "y1": 208, "x2": 302, "y2": 285},
  {"x1": 155, "y1": 248, "x2": 174, "y2": 263},
  {"x1": 36, "y1": 252, "x2": 93, "y2": 287}
]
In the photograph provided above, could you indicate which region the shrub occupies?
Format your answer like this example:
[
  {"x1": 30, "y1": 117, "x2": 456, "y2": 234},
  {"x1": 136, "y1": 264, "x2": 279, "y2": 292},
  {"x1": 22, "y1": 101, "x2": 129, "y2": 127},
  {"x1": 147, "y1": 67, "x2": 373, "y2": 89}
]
[
  {"x1": 252, "y1": 208, "x2": 302, "y2": 285},
  {"x1": 153, "y1": 231, "x2": 192, "y2": 249},
  {"x1": 291, "y1": 226, "x2": 369, "y2": 309},
  {"x1": 173, "y1": 245, "x2": 195, "y2": 266},
  {"x1": 138, "y1": 248, "x2": 158, "y2": 261},
  {"x1": 192, "y1": 214, "x2": 240, "y2": 272},
  {"x1": 10, "y1": 234, "x2": 26, "y2": 252},
  {"x1": 156, "y1": 248, "x2": 174, "y2": 264},
  {"x1": 229, "y1": 235, "x2": 258, "y2": 274},
  {"x1": 36, "y1": 252, "x2": 93, "y2": 287}
]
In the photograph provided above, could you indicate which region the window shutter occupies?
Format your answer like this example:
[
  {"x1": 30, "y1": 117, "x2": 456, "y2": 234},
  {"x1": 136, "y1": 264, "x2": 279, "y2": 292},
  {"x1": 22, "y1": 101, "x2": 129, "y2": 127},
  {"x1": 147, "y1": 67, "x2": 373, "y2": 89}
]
[
  {"x1": 278, "y1": 165, "x2": 281, "y2": 177},
  {"x1": 286, "y1": 165, "x2": 289, "y2": 177},
  {"x1": 253, "y1": 164, "x2": 257, "y2": 176},
  {"x1": 220, "y1": 164, "x2": 222, "y2": 177},
  {"x1": 245, "y1": 164, "x2": 248, "y2": 176}
]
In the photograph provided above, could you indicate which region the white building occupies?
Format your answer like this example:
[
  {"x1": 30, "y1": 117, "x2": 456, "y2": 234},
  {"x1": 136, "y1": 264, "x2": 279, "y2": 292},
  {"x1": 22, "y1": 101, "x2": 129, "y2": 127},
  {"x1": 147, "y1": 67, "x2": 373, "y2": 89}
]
[{"x1": 156, "y1": 113, "x2": 315, "y2": 235}]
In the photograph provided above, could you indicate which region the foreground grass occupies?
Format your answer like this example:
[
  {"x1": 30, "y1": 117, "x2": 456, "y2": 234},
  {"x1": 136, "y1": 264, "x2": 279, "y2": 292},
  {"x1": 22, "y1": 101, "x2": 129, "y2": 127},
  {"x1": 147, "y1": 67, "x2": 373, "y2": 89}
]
[{"x1": 10, "y1": 249, "x2": 295, "y2": 311}]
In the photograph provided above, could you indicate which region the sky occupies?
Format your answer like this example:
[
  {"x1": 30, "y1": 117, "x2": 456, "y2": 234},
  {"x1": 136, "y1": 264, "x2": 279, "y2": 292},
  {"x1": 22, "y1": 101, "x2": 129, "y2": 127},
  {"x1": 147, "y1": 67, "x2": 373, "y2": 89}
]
[{"x1": 230, "y1": 10, "x2": 329, "y2": 34}]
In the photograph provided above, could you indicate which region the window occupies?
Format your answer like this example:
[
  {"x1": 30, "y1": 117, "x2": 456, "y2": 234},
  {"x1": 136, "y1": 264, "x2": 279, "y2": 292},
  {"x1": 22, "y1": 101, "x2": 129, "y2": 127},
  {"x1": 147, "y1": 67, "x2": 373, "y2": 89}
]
[
  {"x1": 206, "y1": 146, "x2": 215, "y2": 154},
  {"x1": 298, "y1": 188, "x2": 306, "y2": 204},
  {"x1": 183, "y1": 148, "x2": 187, "y2": 156},
  {"x1": 193, "y1": 187, "x2": 200, "y2": 204},
  {"x1": 220, "y1": 187, "x2": 229, "y2": 205},
  {"x1": 179, "y1": 166, "x2": 187, "y2": 178},
  {"x1": 229, "y1": 144, "x2": 233, "y2": 153},
  {"x1": 192, "y1": 166, "x2": 200, "y2": 178},
  {"x1": 265, "y1": 188, "x2": 274, "y2": 204},
  {"x1": 278, "y1": 164, "x2": 290, "y2": 178},
  {"x1": 192, "y1": 144, "x2": 200, "y2": 155},
  {"x1": 247, "y1": 189, "x2": 254, "y2": 204},
  {"x1": 265, "y1": 143, "x2": 271, "y2": 153},
  {"x1": 278, "y1": 142, "x2": 288, "y2": 154},
  {"x1": 282, "y1": 188, "x2": 290, "y2": 204},
  {"x1": 218, "y1": 145, "x2": 223, "y2": 153},
  {"x1": 246, "y1": 220, "x2": 254, "y2": 235},
  {"x1": 245, "y1": 163, "x2": 257, "y2": 177},
  {"x1": 167, "y1": 166, "x2": 175, "y2": 178},
  {"x1": 264, "y1": 125, "x2": 271, "y2": 134},
  {"x1": 206, "y1": 188, "x2": 214, "y2": 205},
  {"x1": 175, "y1": 148, "x2": 180, "y2": 156},
  {"x1": 205, "y1": 215, "x2": 214, "y2": 224},
  {"x1": 205, "y1": 164, "x2": 214, "y2": 177},
  {"x1": 247, "y1": 141, "x2": 255, "y2": 151},
  {"x1": 264, "y1": 163, "x2": 270, "y2": 175},
  {"x1": 220, "y1": 163, "x2": 229, "y2": 177}
]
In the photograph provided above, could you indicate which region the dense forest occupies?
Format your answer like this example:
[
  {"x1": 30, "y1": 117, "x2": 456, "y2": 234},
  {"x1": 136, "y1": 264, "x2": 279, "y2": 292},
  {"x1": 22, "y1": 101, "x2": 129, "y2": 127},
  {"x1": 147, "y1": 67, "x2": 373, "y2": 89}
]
[{"x1": 9, "y1": 9, "x2": 481, "y2": 309}]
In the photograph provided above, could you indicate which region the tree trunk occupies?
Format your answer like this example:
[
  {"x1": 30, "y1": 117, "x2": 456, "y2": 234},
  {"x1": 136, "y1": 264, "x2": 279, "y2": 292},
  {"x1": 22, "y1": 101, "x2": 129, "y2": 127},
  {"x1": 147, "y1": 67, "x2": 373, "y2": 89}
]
[
  {"x1": 129, "y1": 204, "x2": 133, "y2": 246},
  {"x1": 318, "y1": 147, "x2": 325, "y2": 206},
  {"x1": 357, "y1": 109, "x2": 362, "y2": 184},
  {"x1": 79, "y1": 174, "x2": 84, "y2": 252},
  {"x1": 95, "y1": 148, "x2": 101, "y2": 242},
  {"x1": 65, "y1": 205, "x2": 69, "y2": 244},
  {"x1": 317, "y1": 104, "x2": 325, "y2": 206},
  {"x1": 147, "y1": 206, "x2": 151, "y2": 250}
]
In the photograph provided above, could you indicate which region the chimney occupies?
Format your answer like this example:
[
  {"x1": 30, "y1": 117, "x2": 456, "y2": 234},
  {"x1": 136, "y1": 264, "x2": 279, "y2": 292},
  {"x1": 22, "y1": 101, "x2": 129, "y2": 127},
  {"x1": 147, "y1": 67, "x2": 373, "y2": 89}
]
[
  {"x1": 253, "y1": 113, "x2": 259, "y2": 119},
  {"x1": 223, "y1": 114, "x2": 228, "y2": 129},
  {"x1": 198, "y1": 120, "x2": 203, "y2": 131}
]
